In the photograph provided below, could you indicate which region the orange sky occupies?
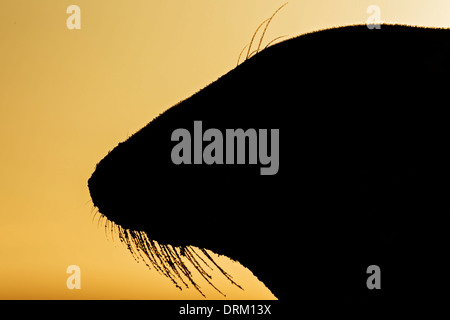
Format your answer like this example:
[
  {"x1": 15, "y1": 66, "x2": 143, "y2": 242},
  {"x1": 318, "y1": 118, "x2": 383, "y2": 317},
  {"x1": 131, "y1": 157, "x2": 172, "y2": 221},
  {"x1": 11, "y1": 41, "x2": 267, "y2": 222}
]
[{"x1": 1, "y1": 0, "x2": 449, "y2": 299}]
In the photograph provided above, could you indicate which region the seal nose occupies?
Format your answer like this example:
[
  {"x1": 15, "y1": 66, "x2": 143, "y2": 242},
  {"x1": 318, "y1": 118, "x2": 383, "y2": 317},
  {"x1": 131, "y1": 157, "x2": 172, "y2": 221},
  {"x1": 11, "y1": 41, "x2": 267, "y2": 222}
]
[
  {"x1": 87, "y1": 130, "x2": 206, "y2": 243},
  {"x1": 87, "y1": 139, "x2": 158, "y2": 231},
  {"x1": 88, "y1": 159, "x2": 132, "y2": 228}
]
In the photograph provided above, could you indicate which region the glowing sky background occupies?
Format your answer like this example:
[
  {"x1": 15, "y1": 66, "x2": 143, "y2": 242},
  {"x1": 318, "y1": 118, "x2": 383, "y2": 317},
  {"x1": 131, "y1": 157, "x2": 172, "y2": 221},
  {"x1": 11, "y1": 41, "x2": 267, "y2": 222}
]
[{"x1": 1, "y1": 0, "x2": 449, "y2": 299}]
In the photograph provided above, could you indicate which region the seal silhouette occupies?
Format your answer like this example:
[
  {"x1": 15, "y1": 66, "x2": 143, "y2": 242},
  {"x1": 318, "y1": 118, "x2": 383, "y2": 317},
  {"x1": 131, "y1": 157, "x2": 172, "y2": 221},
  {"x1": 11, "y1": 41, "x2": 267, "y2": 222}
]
[{"x1": 88, "y1": 24, "x2": 449, "y2": 304}]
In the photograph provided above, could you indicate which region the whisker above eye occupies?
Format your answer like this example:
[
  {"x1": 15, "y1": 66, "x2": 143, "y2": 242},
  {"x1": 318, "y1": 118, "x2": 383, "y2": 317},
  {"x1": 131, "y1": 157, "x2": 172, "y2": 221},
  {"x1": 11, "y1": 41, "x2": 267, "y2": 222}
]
[{"x1": 237, "y1": 2, "x2": 288, "y2": 66}]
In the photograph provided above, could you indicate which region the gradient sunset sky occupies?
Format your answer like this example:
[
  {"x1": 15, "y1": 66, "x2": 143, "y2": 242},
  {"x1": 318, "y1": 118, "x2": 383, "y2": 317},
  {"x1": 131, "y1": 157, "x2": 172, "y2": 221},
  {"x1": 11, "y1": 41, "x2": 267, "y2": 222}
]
[{"x1": 1, "y1": 0, "x2": 449, "y2": 299}]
